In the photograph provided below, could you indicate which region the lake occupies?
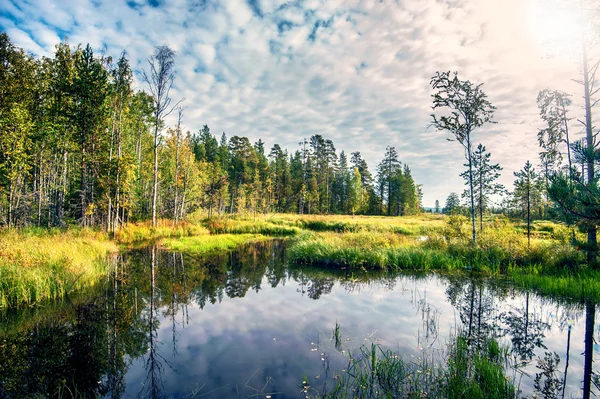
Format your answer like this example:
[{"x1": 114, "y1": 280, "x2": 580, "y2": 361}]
[{"x1": 0, "y1": 240, "x2": 597, "y2": 398}]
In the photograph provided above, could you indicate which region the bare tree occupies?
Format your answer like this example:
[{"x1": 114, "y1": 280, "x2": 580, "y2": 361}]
[{"x1": 142, "y1": 45, "x2": 179, "y2": 227}]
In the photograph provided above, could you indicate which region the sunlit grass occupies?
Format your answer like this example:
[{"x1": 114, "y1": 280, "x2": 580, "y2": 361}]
[
  {"x1": 161, "y1": 233, "x2": 271, "y2": 253},
  {"x1": 114, "y1": 219, "x2": 209, "y2": 246},
  {"x1": 0, "y1": 228, "x2": 118, "y2": 308}
]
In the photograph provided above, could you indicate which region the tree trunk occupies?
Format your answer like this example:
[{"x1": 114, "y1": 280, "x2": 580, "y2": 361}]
[
  {"x1": 527, "y1": 177, "x2": 531, "y2": 247},
  {"x1": 582, "y1": 21, "x2": 597, "y2": 265},
  {"x1": 80, "y1": 145, "x2": 87, "y2": 225},
  {"x1": 152, "y1": 117, "x2": 159, "y2": 227},
  {"x1": 467, "y1": 137, "x2": 477, "y2": 247}
]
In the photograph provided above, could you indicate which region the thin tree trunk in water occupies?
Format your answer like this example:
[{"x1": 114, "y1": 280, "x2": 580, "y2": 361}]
[
  {"x1": 468, "y1": 281, "x2": 475, "y2": 339},
  {"x1": 524, "y1": 292, "x2": 529, "y2": 349},
  {"x1": 583, "y1": 300, "x2": 595, "y2": 399}
]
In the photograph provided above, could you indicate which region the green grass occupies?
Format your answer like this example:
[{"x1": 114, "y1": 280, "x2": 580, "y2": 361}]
[
  {"x1": 510, "y1": 267, "x2": 600, "y2": 303},
  {"x1": 0, "y1": 228, "x2": 118, "y2": 308},
  {"x1": 1, "y1": 213, "x2": 597, "y2": 307},
  {"x1": 160, "y1": 233, "x2": 272, "y2": 253}
]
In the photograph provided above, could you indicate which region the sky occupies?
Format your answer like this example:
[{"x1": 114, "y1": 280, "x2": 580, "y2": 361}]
[{"x1": 0, "y1": 0, "x2": 593, "y2": 207}]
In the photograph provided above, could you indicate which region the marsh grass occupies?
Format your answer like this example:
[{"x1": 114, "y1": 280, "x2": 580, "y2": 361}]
[
  {"x1": 314, "y1": 333, "x2": 514, "y2": 399},
  {"x1": 161, "y1": 233, "x2": 272, "y2": 254},
  {"x1": 204, "y1": 217, "x2": 300, "y2": 236},
  {"x1": 284, "y1": 215, "x2": 596, "y2": 302},
  {"x1": 0, "y1": 228, "x2": 118, "y2": 308},
  {"x1": 114, "y1": 219, "x2": 209, "y2": 246}
]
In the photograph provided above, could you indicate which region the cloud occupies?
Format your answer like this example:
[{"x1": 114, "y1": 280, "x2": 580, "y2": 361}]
[{"x1": 0, "y1": 0, "x2": 591, "y2": 206}]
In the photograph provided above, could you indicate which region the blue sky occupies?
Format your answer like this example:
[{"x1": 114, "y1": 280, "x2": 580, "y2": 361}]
[{"x1": 0, "y1": 0, "x2": 589, "y2": 206}]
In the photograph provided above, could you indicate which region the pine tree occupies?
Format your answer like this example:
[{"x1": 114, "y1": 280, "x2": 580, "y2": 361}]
[
  {"x1": 460, "y1": 144, "x2": 504, "y2": 231},
  {"x1": 513, "y1": 161, "x2": 544, "y2": 246}
]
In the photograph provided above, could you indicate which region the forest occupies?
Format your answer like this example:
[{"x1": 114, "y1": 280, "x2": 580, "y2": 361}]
[{"x1": 0, "y1": 32, "x2": 425, "y2": 230}]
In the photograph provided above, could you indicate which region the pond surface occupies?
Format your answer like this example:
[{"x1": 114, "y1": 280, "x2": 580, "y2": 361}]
[{"x1": 0, "y1": 240, "x2": 598, "y2": 398}]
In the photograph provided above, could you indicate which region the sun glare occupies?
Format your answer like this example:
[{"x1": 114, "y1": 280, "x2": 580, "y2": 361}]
[{"x1": 529, "y1": 5, "x2": 581, "y2": 47}]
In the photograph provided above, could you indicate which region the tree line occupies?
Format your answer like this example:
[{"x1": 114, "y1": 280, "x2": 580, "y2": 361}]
[{"x1": 0, "y1": 33, "x2": 422, "y2": 229}]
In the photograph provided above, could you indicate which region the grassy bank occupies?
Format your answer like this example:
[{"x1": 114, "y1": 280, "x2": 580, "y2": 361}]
[
  {"x1": 161, "y1": 233, "x2": 272, "y2": 253},
  {"x1": 283, "y1": 214, "x2": 597, "y2": 302},
  {"x1": 113, "y1": 219, "x2": 209, "y2": 246},
  {"x1": 0, "y1": 228, "x2": 118, "y2": 308},
  {"x1": 1, "y1": 213, "x2": 596, "y2": 307},
  {"x1": 0, "y1": 219, "x2": 273, "y2": 308}
]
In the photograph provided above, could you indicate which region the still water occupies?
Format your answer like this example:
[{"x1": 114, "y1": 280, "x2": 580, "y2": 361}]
[{"x1": 0, "y1": 240, "x2": 598, "y2": 398}]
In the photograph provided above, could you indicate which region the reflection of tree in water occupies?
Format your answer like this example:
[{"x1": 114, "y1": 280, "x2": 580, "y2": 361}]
[
  {"x1": 445, "y1": 277, "x2": 502, "y2": 347},
  {"x1": 138, "y1": 246, "x2": 168, "y2": 399},
  {"x1": 501, "y1": 292, "x2": 550, "y2": 363},
  {"x1": 0, "y1": 251, "x2": 148, "y2": 398},
  {"x1": 0, "y1": 303, "x2": 110, "y2": 397}
]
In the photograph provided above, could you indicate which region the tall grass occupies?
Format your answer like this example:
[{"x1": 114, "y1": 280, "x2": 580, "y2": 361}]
[
  {"x1": 286, "y1": 215, "x2": 597, "y2": 302},
  {"x1": 203, "y1": 217, "x2": 300, "y2": 236},
  {"x1": 114, "y1": 219, "x2": 209, "y2": 246},
  {"x1": 312, "y1": 333, "x2": 514, "y2": 399},
  {"x1": 0, "y1": 228, "x2": 118, "y2": 308}
]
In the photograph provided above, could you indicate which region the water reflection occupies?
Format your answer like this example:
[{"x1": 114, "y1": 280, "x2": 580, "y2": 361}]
[{"x1": 0, "y1": 240, "x2": 597, "y2": 398}]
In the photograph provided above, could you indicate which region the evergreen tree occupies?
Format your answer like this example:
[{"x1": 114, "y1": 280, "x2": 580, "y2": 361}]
[
  {"x1": 460, "y1": 144, "x2": 504, "y2": 231},
  {"x1": 377, "y1": 146, "x2": 401, "y2": 215},
  {"x1": 513, "y1": 161, "x2": 544, "y2": 246},
  {"x1": 445, "y1": 192, "x2": 460, "y2": 214}
]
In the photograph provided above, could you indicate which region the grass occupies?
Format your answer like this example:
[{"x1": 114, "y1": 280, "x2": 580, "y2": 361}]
[
  {"x1": 161, "y1": 233, "x2": 272, "y2": 253},
  {"x1": 114, "y1": 219, "x2": 209, "y2": 246},
  {"x1": 311, "y1": 331, "x2": 515, "y2": 399},
  {"x1": 0, "y1": 228, "x2": 118, "y2": 308},
  {"x1": 204, "y1": 217, "x2": 300, "y2": 236},
  {"x1": 0, "y1": 220, "x2": 211, "y2": 309}
]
